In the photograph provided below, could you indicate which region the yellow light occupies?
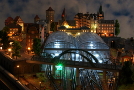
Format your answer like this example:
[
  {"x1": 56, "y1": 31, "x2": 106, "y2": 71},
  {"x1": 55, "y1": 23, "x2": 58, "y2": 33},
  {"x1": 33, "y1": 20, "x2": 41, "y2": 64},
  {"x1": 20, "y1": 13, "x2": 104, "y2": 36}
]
[
  {"x1": 17, "y1": 65, "x2": 19, "y2": 68},
  {"x1": 8, "y1": 48, "x2": 12, "y2": 52},
  {"x1": 64, "y1": 25, "x2": 69, "y2": 28},
  {"x1": 94, "y1": 25, "x2": 97, "y2": 28},
  {"x1": 28, "y1": 47, "x2": 31, "y2": 50},
  {"x1": 78, "y1": 33, "x2": 80, "y2": 35}
]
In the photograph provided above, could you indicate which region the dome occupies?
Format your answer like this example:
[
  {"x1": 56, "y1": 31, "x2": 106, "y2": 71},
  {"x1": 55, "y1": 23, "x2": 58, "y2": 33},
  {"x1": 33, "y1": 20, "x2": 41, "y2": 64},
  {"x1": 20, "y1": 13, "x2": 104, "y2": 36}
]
[
  {"x1": 44, "y1": 31, "x2": 76, "y2": 48},
  {"x1": 76, "y1": 32, "x2": 109, "y2": 49}
]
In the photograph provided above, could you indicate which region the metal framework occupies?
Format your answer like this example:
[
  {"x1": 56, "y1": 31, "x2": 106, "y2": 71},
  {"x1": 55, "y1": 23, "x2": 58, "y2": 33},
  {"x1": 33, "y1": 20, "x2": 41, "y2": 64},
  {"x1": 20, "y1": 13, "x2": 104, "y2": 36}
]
[{"x1": 35, "y1": 31, "x2": 120, "y2": 90}]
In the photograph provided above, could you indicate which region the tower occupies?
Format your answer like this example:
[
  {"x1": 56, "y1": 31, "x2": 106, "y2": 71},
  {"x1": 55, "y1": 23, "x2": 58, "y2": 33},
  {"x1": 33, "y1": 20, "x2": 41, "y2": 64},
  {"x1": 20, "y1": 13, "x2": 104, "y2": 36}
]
[
  {"x1": 46, "y1": 7, "x2": 54, "y2": 24},
  {"x1": 61, "y1": 8, "x2": 66, "y2": 21},
  {"x1": 97, "y1": 5, "x2": 104, "y2": 20},
  {"x1": 34, "y1": 15, "x2": 40, "y2": 23}
]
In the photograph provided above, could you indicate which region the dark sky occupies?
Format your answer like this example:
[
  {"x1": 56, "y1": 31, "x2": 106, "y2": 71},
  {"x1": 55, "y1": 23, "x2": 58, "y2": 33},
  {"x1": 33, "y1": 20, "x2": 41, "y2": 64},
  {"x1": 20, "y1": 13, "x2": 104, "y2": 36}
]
[{"x1": 0, "y1": 0, "x2": 134, "y2": 38}]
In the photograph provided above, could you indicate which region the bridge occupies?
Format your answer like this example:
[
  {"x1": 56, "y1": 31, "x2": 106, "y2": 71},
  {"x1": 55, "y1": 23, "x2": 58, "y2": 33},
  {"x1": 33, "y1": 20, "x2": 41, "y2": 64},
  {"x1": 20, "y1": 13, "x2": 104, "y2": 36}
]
[{"x1": 26, "y1": 49, "x2": 122, "y2": 90}]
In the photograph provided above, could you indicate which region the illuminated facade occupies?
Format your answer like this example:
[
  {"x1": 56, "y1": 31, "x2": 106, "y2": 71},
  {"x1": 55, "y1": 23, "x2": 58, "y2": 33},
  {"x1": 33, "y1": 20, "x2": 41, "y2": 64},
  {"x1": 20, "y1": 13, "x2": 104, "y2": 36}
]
[
  {"x1": 58, "y1": 5, "x2": 115, "y2": 37},
  {"x1": 43, "y1": 31, "x2": 110, "y2": 63},
  {"x1": 6, "y1": 23, "x2": 22, "y2": 41},
  {"x1": 46, "y1": 7, "x2": 54, "y2": 24},
  {"x1": 26, "y1": 24, "x2": 39, "y2": 51}
]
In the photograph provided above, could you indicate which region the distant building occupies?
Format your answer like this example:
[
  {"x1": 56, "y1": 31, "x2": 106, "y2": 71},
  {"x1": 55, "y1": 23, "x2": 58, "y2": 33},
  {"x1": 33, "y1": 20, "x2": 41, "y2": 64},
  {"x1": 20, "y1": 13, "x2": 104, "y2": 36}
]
[
  {"x1": 74, "y1": 5, "x2": 115, "y2": 37},
  {"x1": 6, "y1": 23, "x2": 22, "y2": 41},
  {"x1": 26, "y1": 24, "x2": 39, "y2": 51},
  {"x1": 46, "y1": 7, "x2": 55, "y2": 24}
]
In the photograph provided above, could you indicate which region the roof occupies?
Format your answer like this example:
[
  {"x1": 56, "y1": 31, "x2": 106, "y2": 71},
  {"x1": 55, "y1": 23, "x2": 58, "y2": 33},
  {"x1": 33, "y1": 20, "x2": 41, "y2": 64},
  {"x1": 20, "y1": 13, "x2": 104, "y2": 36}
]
[
  {"x1": 46, "y1": 7, "x2": 54, "y2": 11},
  {"x1": 99, "y1": 20, "x2": 114, "y2": 24},
  {"x1": 34, "y1": 15, "x2": 40, "y2": 19},
  {"x1": 58, "y1": 26, "x2": 66, "y2": 29},
  {"x1": 14, "y1": 16, "x2": 20, "y2": 21},
  {"x1": 5, "y1": 17, "x2": 13, "y2": 22},
  {"x1": 80, "y1": 26, "x2": 90, "y2": 29},
  {"x1": 6, "y1": 23, "x2": 22, "y2": 28},
  {"x1": 59, "y1": 20, "x2": 76, "y2": 26},
  {"x1": 27, "y1": 24, "x2": 39, "y2": 33}
]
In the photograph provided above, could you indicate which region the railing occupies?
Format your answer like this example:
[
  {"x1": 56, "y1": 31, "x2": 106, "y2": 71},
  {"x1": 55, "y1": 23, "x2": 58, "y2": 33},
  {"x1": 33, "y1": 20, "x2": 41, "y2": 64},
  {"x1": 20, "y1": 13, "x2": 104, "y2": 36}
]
[{"x1": 31, "y1": 56, "x2": 122, "y2": 70}]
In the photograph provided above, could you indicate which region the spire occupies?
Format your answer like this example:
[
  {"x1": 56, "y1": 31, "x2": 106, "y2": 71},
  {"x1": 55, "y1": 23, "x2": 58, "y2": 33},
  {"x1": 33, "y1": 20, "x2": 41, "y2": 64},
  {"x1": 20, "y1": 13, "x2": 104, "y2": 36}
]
[
  {"x1": 99, "y1": 5, "x2": 103, "y2": 14},
  {"x1": 61, "y1": 8, "x2": 66, "y2": 20}
]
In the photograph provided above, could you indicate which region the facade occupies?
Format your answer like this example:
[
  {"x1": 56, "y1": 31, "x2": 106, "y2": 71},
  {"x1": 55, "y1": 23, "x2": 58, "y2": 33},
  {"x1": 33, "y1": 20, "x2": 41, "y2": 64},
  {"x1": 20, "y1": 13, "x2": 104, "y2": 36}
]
[
  {"x1": 26, "y1": 24, "x2": 39, "y2": 51},
  {"x1": 6, "y1": 23, "x2": 22, "y2": 41},
  {"x1": 58, "y1": 5, "x2": 115, "y2": 37},
  {"x1": 46, "y1": 7, "x2": 54, "y2": 24}
]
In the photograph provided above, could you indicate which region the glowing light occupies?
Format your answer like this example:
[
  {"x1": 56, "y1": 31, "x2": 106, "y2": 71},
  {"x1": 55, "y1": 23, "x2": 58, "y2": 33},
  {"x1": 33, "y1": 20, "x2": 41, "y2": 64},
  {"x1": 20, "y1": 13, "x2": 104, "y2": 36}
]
[
  {"x1": 28, "y1": 47, "x2": 31, "y2": 50},
  {"x1": 94, "y1": 54, "x2": 99, "y2": 57},
  {"x1": 99, "y1": 60, "x2": 102, "y2": 63},
  {"x1": 94, "y1": 25, "x2": 97, "y2": 29},
  {"x1": 0, "y1": 47, "x2": 2, "y2": 50},
  {"x1": 17, "y1": 65, "x2": 19, "y2": 68},
  {"x1": 55, "y1": 43, "x2": 60, "y2": 48},
  {"x1": 56, "y1": 64, "x2": 63, "y2": 70},
  {"x1": 89, "y1": 43, "x2": 93, "y2": 47},
  {"x1": 77, "y1": 33, "x2": 80, "y2": 35},
  {"x1": 8, "y1": 48, "x2": 12, "y2": 52},
  {"x1": 64, "y1": 25, "x2": 69, "y2": 28},
  {"x1": 55, "y1": 53, "x2": 59, "y2": 56}
]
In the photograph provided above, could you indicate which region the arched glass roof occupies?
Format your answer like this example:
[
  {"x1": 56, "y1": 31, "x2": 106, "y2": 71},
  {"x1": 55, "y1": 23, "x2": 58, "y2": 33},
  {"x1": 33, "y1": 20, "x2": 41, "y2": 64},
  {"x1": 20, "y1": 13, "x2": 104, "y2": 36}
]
[
  {"x1": 45, "y1": 31, "x2": 76, "y2": 48},
  {"x1": 43, "y1": 31, "x2": 110, "y2": 63},
  {"x1": 76, "y1": 32, "x2": 109, "y2": 49}
]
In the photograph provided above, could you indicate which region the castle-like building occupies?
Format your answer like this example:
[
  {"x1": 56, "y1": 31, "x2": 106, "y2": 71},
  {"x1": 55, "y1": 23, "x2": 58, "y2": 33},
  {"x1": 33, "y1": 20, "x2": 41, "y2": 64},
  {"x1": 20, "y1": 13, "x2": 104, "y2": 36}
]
[
  {"x1": 4, "y1": 6, "x2": 115, "y2": 52},
  {"x1": 58, "y1": 5, "x2": 115, "y2": 37}
]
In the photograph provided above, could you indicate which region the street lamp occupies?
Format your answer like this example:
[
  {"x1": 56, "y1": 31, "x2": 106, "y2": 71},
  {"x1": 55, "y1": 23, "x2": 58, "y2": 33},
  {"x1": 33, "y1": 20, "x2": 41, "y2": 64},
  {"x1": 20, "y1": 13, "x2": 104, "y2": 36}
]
[
  {"x1": 28, "y1": 47, "x2": 31, "y2": 54},
  {"x1": 8, "y1": 48, "x2": 12, "y2": 57},
  {"x1": 39, "y1": 82, "x2": 42, "y2": 90},
  {"x1": 17, "y1": 65, "x2": 20, "y2": 80}
]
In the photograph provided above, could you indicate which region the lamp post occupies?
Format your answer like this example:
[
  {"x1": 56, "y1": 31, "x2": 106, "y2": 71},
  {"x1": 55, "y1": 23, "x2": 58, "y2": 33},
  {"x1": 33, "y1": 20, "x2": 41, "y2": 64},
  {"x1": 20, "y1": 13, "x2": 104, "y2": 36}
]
[
  {"x1": 28, "y1": 47, "x2": 30, "y2": 54},
  {"x1": 39, "y1": 82, "x2": 41, "y2": 90},
  {"x1": 8, "y1": 48, "x2": 12, "y2": 57},
  {"x1": 17, "y1": 65, "x2": 20, "y2": 80}
]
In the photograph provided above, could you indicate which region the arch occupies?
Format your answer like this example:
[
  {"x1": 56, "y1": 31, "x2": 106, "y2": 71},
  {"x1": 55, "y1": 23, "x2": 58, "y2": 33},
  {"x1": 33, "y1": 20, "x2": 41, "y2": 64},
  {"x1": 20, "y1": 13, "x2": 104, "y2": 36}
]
[{"x1": 52, "y1": 49, "x2": 100, "y2": 67}]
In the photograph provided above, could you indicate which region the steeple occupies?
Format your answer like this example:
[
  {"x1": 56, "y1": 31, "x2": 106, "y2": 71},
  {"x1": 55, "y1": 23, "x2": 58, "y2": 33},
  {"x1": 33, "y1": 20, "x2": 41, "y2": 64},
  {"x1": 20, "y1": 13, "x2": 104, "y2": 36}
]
[
  {"x1": 34, "y1": 15, "x2": 40, "y2": 23},
  {"x1": 98, "y1": 5, "x2": 104, "y2": 20},
  {"x1": 61, "y1": 8, "x2": 66, "y2": 20},
  {"x1": 99, "y1": 5, "x2": 103, "y2": 14}
]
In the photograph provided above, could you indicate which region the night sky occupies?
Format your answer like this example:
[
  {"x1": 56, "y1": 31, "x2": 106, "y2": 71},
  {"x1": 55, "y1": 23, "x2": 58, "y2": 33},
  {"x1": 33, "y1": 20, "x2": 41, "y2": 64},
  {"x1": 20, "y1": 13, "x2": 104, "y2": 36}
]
[{"x1": 0, "y1": 0, "x2": 134, "y2": 38}]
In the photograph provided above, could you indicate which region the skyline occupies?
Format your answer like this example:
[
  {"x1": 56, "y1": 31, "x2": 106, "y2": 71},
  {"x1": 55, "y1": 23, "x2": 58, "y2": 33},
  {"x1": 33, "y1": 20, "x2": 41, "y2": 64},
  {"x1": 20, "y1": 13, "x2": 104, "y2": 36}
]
[{"x1": 0, "y1": 0, "x2": 134, "y2": 38}]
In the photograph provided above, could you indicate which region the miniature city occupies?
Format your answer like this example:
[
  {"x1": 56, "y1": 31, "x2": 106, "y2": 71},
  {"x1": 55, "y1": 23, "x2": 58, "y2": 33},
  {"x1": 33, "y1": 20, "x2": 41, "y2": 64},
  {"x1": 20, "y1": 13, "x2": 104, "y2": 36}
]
[{"x1": 0, "y1": 6, "x2": 134, "y2": 90}]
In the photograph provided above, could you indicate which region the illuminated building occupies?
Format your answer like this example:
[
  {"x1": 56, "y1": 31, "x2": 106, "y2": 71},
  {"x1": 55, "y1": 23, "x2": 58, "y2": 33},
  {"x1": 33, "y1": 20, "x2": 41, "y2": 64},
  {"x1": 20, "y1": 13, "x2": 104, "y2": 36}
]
[
  {"x1": 26, "y1": 24, "x2": 39, "y2": 52},
  {"x1": 46, "y1": 7, "x2": 54, "y2": 24},
  {"x1": 6, "y1": 23, "x2": 22, "y2": 41},
  {"x1": 74, "y1": 5, "x2": 115, "y2": 37},
  {"x1": 43, "y1": 31, "x2": 110, "y2": 63},
  {"x1": 58, "y1": 5, "x2": 115, "y2": 37}
]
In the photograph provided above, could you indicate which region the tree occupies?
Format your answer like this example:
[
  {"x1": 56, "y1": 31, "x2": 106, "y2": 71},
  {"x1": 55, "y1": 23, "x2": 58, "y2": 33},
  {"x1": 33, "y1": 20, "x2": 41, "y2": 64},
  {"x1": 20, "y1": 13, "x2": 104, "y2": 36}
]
[
  {"x1": 32, "y1": 38, "x2": 41, "y2": 56},
  {"x1": 2, "y1": 26, "x2": 10, "y2": 32},
  {"x1": 1, "y1": 31, "x2": 9, "y2": 49},
  {"x1": 115, "y1": 20, "x2": 120, "y2": 37},
  {"x1": 119, "y1": 61, "x2": 133, "y2": 85},
  {"x1": 50, "y1": 22, "x2": 55, "y2": 31},
  {"x1": 12, "y1": 41, "x2": 22, "y2": 59}
]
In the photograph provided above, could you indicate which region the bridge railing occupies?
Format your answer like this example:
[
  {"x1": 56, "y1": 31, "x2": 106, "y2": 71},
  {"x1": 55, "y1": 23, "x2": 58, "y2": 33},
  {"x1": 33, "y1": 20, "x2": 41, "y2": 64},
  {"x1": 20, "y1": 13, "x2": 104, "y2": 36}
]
[{"x1": 31, "y1": 56, "x2": 122, "y2": 70}]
